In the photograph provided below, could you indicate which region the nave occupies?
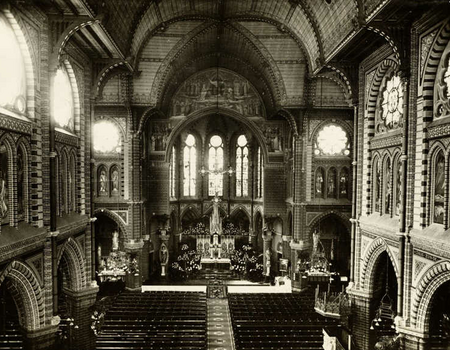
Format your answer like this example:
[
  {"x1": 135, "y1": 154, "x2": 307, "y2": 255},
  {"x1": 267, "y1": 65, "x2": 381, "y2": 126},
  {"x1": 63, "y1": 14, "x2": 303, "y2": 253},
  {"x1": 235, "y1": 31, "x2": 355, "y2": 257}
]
[{"x1": 93, "y1": 267, "x2": 338, "y2": 350}]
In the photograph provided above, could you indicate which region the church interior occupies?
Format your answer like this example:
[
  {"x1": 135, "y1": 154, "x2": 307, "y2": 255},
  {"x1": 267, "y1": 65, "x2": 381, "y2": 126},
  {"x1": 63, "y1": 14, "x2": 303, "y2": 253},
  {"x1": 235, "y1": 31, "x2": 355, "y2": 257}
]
[{"x1": 1, "y1": 1, "x2": 450, "y2": 349}]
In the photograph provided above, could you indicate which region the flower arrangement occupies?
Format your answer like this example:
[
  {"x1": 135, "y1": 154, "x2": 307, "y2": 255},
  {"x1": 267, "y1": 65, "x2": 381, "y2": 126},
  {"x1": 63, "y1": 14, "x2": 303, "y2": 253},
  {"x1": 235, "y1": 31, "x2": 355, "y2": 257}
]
[
  {"x1": 223, "y1": 222, "x2": 245, "y2": 235},
  {"x1": 230, "y1": 246, "x2": 263, "y2": 281},
  {"x1": 170, "y1": 245, "x2": 201, "y2": 279},
  {"x1": 180, "y1": 223, "x2": 210, "y2": 236},
  {"x1": 124, "y1": 256, "x2": 139, "y2": 275}
]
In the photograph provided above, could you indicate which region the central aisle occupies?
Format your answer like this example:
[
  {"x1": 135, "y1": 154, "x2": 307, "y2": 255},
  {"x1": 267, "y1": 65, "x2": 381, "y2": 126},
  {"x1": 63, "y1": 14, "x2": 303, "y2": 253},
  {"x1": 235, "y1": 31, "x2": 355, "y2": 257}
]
[{"x1": 207, "y1": 283, "x2": 235, "y2": 350}]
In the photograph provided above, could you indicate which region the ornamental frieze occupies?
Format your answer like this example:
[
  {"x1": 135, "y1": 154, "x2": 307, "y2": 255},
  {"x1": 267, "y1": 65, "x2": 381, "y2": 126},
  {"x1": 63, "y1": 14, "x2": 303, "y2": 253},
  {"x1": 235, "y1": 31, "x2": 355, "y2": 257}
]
[
  {"x1": 0, "y1": 114, "x2": 32, "y2": 135},
  {"x1": 370, "y1": 131, "x2": 402, "y2": 150},
  {"x1": 55, "y1": 130, "x2": 79, "y2": 147}
]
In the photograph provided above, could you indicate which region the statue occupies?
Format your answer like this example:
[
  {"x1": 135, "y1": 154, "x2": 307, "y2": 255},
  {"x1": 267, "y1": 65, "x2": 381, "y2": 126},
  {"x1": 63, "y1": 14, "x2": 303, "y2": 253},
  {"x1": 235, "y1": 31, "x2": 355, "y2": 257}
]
[
  {"x1": 160, "y1": 243, "x2": 168, "y2": 264},
  {"x1": 312, "y1": 229, "x2": 320, "y2": 255},
  {"x1": 112, "y1": 231, "x2": 119, "y2": 251},
  {"x1": 111, "y1": 169, "x2": 119, "y2": 193},
  {"x1": 210, "y1": 195, "x2": 222, "y2": 234},
  {"x1": 99, "y1": 169, "x2": 107, "y2": 193}
]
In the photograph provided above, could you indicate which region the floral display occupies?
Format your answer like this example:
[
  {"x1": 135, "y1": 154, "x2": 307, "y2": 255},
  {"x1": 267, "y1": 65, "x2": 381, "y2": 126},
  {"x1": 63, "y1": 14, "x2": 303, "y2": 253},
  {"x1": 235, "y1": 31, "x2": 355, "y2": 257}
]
[
  {"x1": 170, "y1": 245, "x2": 201, "y2": 280},
  {"x1": 230, "y1": 245, "x2": 263, "y2": 281},
  {"x1": 223, "y1": 222, "x2": 246, "y2": 235},
  {"x1": 180, "y1": 222, "x2": 210, "y2": 236}
]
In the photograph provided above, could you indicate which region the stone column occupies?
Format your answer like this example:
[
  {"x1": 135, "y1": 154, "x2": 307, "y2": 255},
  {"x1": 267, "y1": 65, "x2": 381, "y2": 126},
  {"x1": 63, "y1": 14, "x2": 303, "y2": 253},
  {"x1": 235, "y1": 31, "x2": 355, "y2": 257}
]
[
  {"x1": 124, "y1": 239, "x2": 144, "y2": 290},
  {"x1": 23, "y1": 317, "x2": 60, "y2": 350},
  {"x1": 347, "y1": 289, "x2": 373, "y2": 350},
  {"x1": 262, "y1": 229, "x2": 273, "y2": 277},
  {"x1": 159, "y1": 231, "x2": 170, "y2": 277},
  {"x1": 63, "y1": 284, "x2": 99, "y2": 350}
]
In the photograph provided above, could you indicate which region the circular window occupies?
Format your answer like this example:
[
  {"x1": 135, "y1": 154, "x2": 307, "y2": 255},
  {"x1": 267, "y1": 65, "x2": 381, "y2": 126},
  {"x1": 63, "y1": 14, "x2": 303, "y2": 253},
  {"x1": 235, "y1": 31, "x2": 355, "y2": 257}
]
[
  {"x1": 185, "y1": 134, "x2": 196, "y2": 147},
  {"x1": 93, "y1": 120, "x2": 121, "y2": 153},
  {"x1": 210, "y1": 135, "x2": 222, "y2": 147},
  {"x1": 315, "y1": 124, "x2": 349, "y2": 156},
  {"x1": 237, "y1": 135, "x2": 247, "y2": 147}
]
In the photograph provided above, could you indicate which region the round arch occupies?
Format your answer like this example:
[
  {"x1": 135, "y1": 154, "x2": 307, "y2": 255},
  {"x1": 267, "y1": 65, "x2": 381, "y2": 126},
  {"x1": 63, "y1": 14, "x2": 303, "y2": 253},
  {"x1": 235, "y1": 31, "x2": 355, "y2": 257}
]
[
  {"x1": 94, "y1": 208, "x2": 128, "y2": 240},
  {"x1": 164, "y1": 107, "x2": 269, "y2": 164},
  {"x1": 307, "y1": 211, "x2": 351, "y2": 237},
  {"x1": 360, "y1": 237, "x2": 400, "y2": 293},
  {"x1": 412, "y1": 260, "x2": 450, "y2": 333},
  {"x1": 2, "y1": 8, "x2": 36, "y2": 119},
  {"x1": 57, "y1": 237, "x2": 87, "y2": 292},
  {"x1": 0, "y1": 260, "x2": 45, "y2": 331}
]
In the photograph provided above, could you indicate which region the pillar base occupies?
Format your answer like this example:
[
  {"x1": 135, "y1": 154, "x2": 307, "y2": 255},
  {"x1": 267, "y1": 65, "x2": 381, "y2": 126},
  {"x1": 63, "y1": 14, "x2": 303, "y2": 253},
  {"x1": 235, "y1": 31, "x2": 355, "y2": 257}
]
[
  {"x1": 23, "y1": 322, "x2": 59, "y2": 350},
  {"x1": 63, "y1": 285, "x2": 99, "y2": 350}
]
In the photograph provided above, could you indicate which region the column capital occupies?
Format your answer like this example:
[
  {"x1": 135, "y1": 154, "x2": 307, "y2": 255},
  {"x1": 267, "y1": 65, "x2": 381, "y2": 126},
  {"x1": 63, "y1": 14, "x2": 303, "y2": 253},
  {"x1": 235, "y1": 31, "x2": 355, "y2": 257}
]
[{"x1": 124, "y1": 239, "x2": 145, "y2": 250}]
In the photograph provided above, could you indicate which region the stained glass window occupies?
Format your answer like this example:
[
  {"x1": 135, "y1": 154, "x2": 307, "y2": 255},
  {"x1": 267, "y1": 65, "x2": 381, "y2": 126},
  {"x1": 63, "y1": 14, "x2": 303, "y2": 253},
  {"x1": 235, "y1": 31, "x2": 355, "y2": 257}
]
[
  {"x1": 0, "y1": 14, "x2": 26, "y2": 115},
  {"x1": 339, "y1": 167, "x2": 349, "y2": 198},
  {"x1": 395, "y1": 158, "x2": 402, "y2": 216},
  {"x1": 183, "y1": 134, "x2": 196, "y2": 196},
  {"x1": 0, "y1": 143, "x2": 9, "y2": 224},
  {"x1": 384, "y1": 158, "x2": 391, "y2": 215},
  {"x1": 381, "y1": 75, "x2": 403, "y2": 130},
  {"x1": 256, "y1": 147, "x2": 263, "y2": 198},
  {"x1": 52, "y1": 67, "x2": 74, "y2": 131},
  {"x1": 208, "y1": 135, "x2": 224, "y2": 196},
  {"x1": 434, "y1": 151, "x2": 445, "y2": 224},
  {"x1": 236, "y1": 135, "x2": 249, "y2": 197},
  {"x1": 315, "y1": 125, "x2": 350, "y2": 156},
  {"x1": 327, "y1": 168, "x2": 337, "y2": 199},
  {"x1": 373, "y1": 158, "x2": 381, "y2": 213},
  {"x1": 315, "y1": 167, "x2": 325, "y2": 198},
  {"x1": 17, "y1": 146, "x2": 25, "y2": 220},
  {"x1": 93, "y1": 120, "x2": 121, "y2": 153},
  {"x1": 69, "y1": 155, "x2": 75, "y2": 212},
  {"x1": 170, "y1": 147, "x2": 176, "y2": 198}
]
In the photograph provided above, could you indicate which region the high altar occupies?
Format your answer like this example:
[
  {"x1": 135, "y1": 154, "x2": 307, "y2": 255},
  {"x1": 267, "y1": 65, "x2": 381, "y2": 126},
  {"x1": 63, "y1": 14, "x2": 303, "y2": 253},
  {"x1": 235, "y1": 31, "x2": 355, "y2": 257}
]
[{"x1": 196, "y1": 195, "x2": 234, "y2": 264}]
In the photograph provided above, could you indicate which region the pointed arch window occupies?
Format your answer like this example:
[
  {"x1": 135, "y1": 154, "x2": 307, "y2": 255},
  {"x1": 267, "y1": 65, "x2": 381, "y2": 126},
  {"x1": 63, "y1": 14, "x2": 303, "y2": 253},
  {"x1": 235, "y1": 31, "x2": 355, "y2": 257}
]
[
  {"x1": 433, "y1": 150, "x2": 445, "y2": 224},
  {"x1": 110, "y1": 165, "x2": 120, "y2": 196},
  {"x1": 236, "y1": 135, "x2": 249, "y2": 197},
  {"x1": 52, "y1": 67, "x2": 74, "y2": 132},
  {"x1": 183, "y1": 134, "x2": 196, "y2": 197},
  {"x1": 208, "y1": 135, "x2": 224, "y2": 196},
  {"x1": 315, "y1": 167, "x2": 325, "y2": 198},
  {"x1": 384, "y1": 158, "x2": 392, "y2": 215},
  {"x1": 0, "y1": 142, "x2": 10, "y2": 224},
  {"x1": 394, "y1": 156, "x2": 402, "y2": 216},
  {"x1": 256, "y1": 147, "x2": 263, "y2": 198},
  {"x1": 170, "y1": 146, "x2": 176, "y2": 198},
  {"x1": 98, "y1": 166, "x2": 107, "y2": 197},
  {"x1": 68, "y1": 154, "x2": 76, "y2": 212},
  {"x1": 0, "y1": 14, "x2": 26, "y2": 115},
  {"x1": 339, "y1": 167, "x2": 349, "y2": 199},
  {"x1": 327, "y1": 167, "x2": 337, "y2": 199},
  {"x1": 17, "y1": 145, "x2": 27, "y2": 221},
  {"x1": 373, "y1": 157, "x2": 381, "y2": 213}
]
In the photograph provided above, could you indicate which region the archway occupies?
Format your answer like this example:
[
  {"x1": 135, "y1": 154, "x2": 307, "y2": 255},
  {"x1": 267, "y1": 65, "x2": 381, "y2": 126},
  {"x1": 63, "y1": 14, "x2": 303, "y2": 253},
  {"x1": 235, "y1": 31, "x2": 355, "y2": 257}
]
[
  {"x1": 368, "y1": 251, "x2": 398, "y2": 349},
  {"x1": 0, "y1": 282, "x2": 22, "y2": 344},
  {"x1": 310, "y1": 214, "x2": 351, "y2": 276},
  {"x1": 0, "y1": 261, "x2": 45, "y2": 332},
  {"x1": 94, "y1": 213, "x2": 127, "y2": 292},
  {"x1": 428, "y1": 280, "x2": 450, "y2": 349}
]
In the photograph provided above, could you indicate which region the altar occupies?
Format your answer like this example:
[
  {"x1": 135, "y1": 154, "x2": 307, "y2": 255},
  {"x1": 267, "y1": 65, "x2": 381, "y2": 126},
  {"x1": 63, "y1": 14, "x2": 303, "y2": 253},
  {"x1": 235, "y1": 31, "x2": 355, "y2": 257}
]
[{"x1": 196, "y1": 195, "x2": 235, "y2": 264}]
